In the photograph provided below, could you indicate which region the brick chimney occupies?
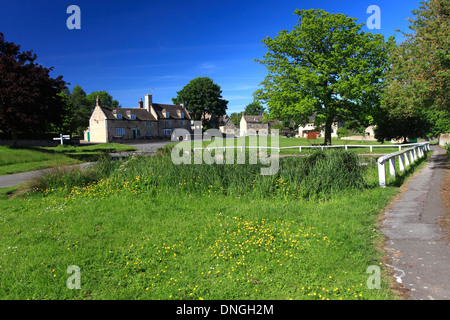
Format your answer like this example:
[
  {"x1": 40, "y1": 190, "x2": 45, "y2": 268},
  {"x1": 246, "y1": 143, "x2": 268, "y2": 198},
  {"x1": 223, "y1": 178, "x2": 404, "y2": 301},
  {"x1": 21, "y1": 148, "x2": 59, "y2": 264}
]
[{"x1": 138, "y1": 98, "x2": 143, "y2": 109}]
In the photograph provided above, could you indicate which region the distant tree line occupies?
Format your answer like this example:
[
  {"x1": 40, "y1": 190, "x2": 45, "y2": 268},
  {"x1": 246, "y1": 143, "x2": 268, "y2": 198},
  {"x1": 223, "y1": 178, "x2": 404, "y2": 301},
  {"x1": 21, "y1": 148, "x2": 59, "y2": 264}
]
[
  {"x1": 1, "y1": 0, "x2": 447, "y2": 146},
  {"x1": 253, "y1": 0, "x2": 449, "y2": 144},
  {"x1": 0, "y1": 30, "x2": 121, "y2": 145}
]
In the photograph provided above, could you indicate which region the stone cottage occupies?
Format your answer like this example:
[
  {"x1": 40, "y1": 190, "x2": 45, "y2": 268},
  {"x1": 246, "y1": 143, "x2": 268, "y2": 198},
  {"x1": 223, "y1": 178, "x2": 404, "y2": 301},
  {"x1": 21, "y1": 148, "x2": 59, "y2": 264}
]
[
  {"x1": 84, "y1": 94, "x2": 191, "y2": 143},
  {"x1": 239, "y1": 113, "x2": 269, "y2": 136}
]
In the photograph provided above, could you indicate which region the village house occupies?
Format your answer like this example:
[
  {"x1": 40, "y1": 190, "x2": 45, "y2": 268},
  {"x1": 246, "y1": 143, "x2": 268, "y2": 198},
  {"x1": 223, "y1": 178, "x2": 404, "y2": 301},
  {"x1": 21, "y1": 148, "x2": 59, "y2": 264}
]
[
  {"x1": 297, "y1": 113, "x2": 342, "y2": 139},
  {"x1": 219, "y1": 116, "x2": 237, "y2": 136},
  {"x1": 84, "y1": 94, "x2": 191, "y2": 143},
  {"x1": 239, "y1": 113, "x2": 269, "y2": 136}
]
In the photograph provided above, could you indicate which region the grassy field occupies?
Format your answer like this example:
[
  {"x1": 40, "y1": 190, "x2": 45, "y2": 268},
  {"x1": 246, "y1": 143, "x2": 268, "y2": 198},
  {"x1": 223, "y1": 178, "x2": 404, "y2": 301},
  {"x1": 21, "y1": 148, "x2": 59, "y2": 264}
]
[
  {"x1": 0, "y1": 144, "x2": 137, "y2": 176},
  {"x1": 177, "y1": 136, "x2": 405, "y2": 156},
  {"x1": 0, "y1": 147, "x2": 430, "y2": 300}
]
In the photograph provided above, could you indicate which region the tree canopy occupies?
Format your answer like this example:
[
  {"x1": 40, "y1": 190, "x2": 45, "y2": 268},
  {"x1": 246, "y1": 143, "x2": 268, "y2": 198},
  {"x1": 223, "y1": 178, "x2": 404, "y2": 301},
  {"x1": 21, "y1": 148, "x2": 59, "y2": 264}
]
[
  {"x1": 0, "y1": 32, "x2": 67, "y2": 145},
  {"x1": 244, "y1": 102, "x2": 265, "y2": 115},
  {"x1": 229, "y1": 112, "x2": 242, "y2": 127},
  {"x1": 172, "y1": 77, "x2": 228, "y2": 127},
  {"x1": 375, "y1": 0, "x2": 450, "y2": 142},
  {"x1": 86, "y1": 91, "x2": 120, "y2": 109},
  {"x1": 254, "y1": 9, "x2": 394, "y2": 145}
]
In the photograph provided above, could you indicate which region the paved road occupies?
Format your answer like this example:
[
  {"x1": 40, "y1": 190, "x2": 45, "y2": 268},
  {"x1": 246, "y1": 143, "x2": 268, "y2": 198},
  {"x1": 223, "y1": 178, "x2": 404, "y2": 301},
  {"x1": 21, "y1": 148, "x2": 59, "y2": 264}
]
[
  {"x1": 382, "y1": 145, "x2": 450, "y2": 300},
  {"x1": 0, "y1": 141, "x2": 172, "y2": 188},
  {"x1": 0, "y1": 162, "x2": 94, "y2": 188},
  {"x1": 121, "y1": 140, "x2": 173, "y2": 153}
]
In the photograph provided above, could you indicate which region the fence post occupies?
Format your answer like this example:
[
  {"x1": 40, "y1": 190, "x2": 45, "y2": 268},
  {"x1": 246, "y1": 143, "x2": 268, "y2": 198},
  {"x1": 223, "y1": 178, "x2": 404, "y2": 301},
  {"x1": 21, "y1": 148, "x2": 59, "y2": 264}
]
[
  {"x1": 389, "y1": 157, "x2": 396, "y2": 177},
  {"x1": 404, "y1": 151, "x2": 410, "y2": 167},
  {"x1": 399, "y1": 154, "x2": 405, "y2": 171},
  {"x1": 345, "y1": 145, "x2": 348, "y2": 151},
  {"x1": 378, "y1": 160, "x2": 386, "y2": 188},
  {"x1": 370, "y1": 145, "x2": 373, "y2": 152},
  {"x1": 299, "y1": 146, "x2": 302, "y2": 153}
]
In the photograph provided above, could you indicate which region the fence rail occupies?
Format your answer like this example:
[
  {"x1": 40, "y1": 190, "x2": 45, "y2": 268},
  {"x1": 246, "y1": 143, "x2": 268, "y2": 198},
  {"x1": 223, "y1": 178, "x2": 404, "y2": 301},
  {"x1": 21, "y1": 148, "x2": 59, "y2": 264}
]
[
  {"x1": 193, "y1": 143, "x2": 427, "y2": 153},
  {"x1": 192, "y1": 142, "x2": 431, "y2": 188},
  {"x1": 377, "y1": 142, "x2": 430, "y2": 187}
]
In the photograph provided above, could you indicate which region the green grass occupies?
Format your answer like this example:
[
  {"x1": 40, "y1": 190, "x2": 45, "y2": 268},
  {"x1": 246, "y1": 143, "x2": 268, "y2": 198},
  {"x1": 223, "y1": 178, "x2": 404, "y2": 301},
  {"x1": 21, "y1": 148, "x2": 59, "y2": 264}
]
[
  {"x1": 0, "y1": 148, "x2": 430, "y2": 300},
  {"x1": 0, "y1": 143, "x2": 137, "y2": 176},
  {"x1": 0, "y1": 184, "x2": 24, "y2": 200},
  {"x1": 173, "y1": 136, "x2": 405, "y2": 156}
]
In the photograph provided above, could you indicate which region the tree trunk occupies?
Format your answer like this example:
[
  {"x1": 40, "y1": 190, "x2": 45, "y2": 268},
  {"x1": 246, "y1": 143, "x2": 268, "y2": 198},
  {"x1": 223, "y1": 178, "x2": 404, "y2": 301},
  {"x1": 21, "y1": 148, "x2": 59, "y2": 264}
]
[
  {"x1": 324, "y1": 118, "x2": 333, "y2": 146},
  {"x1": 11, "y1": 130, "x2": 18, "y2": 147}
]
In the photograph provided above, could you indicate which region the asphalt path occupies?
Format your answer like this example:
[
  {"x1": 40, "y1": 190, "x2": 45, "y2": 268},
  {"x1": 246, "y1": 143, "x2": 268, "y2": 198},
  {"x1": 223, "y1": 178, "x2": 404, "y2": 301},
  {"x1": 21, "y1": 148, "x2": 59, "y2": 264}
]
[
  {"x1": 0, "y1": 140, "x2": 172, "y2": 188},
  {"x1": 0, "y1": 162, "x2": 93, "y2": 188},
  {"x1": 382, "y1": 145, "x2": 450, "y2": 300}
]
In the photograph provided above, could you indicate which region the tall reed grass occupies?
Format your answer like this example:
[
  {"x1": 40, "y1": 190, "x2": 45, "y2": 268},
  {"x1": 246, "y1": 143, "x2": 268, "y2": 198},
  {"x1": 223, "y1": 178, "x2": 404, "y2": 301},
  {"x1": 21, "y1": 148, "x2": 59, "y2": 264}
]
[{"x1": 29, "y1": 148, "x2": 368, "y2": 200}]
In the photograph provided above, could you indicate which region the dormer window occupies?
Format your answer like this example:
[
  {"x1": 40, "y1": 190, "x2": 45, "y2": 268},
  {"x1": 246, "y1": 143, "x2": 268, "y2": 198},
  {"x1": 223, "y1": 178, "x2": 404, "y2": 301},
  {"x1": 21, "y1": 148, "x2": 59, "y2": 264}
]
[
  {"x1": 115, "y1": 114, "x2": 122, "y2": 119},
  {"x1": 166, "y1": 112, "x2": 170, "y2": 118},
  {"x1": 180, "y1": 113, "x2": 184, "y2": 119},
  {"x1": 129, "y1": 114, "x2": 136, "y2": 120}
]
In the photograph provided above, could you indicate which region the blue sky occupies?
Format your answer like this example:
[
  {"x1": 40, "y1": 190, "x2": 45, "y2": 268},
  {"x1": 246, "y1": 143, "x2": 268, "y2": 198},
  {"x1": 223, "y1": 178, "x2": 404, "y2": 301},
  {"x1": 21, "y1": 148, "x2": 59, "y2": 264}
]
[{"x1": 0, "y1": 0, "x2": 423, "y2": 114}]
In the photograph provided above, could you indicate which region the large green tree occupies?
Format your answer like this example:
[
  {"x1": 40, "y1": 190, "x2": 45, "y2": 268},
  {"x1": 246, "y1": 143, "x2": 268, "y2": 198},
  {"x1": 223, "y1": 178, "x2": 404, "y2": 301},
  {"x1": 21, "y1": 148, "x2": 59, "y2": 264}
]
[
  {"x1": 254, "y1": 9, "x2": 394, "y2": 145},
  {"x1": 172, "y1": 77, "x2": 228, "y2": 127},
  {"x1": 0, "y1": 32, "x2": 67, "y2": 145},
  {"x1": 86, "y1": 91, "x2": 120, "y2": 109},
  {"x1": 244, "y1": 102, "x2": 265, "y2": 115},
  {"x1": 229, "y1": 112, "x2": 242, "y2": 127},
  {"x1": 390, "y1": 0, "x2": 449, "y2": 112},
  {"x1": 55, "y1": 85, "x2": 92, "y2": 135},
  {"x1": 375, "y1": 0, "x2": 449, "y2": 142}
]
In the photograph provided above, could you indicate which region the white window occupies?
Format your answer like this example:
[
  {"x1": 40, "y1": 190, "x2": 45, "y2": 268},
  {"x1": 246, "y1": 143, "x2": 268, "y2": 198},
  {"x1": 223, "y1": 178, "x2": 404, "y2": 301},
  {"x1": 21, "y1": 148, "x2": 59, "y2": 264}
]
[
  {"x1": 164, "y1": 129, "x2": 172, "y2": 136},
  {"x1": 146, "y1": 121, "x2": 152, "y2": 127},
  {"x1": 116, "y1": 128, "x2": 125, "y2": 136},
  {"x1": 146, "y1": 130, "x2": 152, "y2": 136},
  {"x1": 129, "y1": 114, "x2": 136, "y2": 120},
  {"x1": 115, "y1": 114, "x2": 122, "y2": 119}
]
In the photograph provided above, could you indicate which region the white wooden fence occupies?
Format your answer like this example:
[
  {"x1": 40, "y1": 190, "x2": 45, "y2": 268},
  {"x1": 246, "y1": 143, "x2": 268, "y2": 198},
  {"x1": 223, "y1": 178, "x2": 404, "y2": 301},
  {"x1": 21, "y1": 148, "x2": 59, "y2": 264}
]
[
  {"x1": 377, "y1": 142, "x2": 430, "y2": 187},
  {"x1": 192, "y1": 142, "x2": 431, "y2": 188},
  {"x1": 193, "y1": 142, "x2": 428, "y2": 154}
]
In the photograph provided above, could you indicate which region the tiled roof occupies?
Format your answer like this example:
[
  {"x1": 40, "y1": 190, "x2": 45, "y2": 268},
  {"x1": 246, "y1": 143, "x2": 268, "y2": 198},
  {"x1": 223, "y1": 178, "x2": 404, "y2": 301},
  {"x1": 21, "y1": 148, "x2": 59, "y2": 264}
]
[
  {"x1": 223, "y1": 118, "x2": 236, "y2": 127},
  {"x1": 151, "y1": 104, "x2": 191, "y2": 120},
  {"x1": 243, "y1": 115, "x2": 265, "y2": 123},
  {"x1": 99, "y1": 103, "x2": 192, "y2": 121},
  {"x1": 100, "y1": 107, "x2": 157, "y2": 121}
]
